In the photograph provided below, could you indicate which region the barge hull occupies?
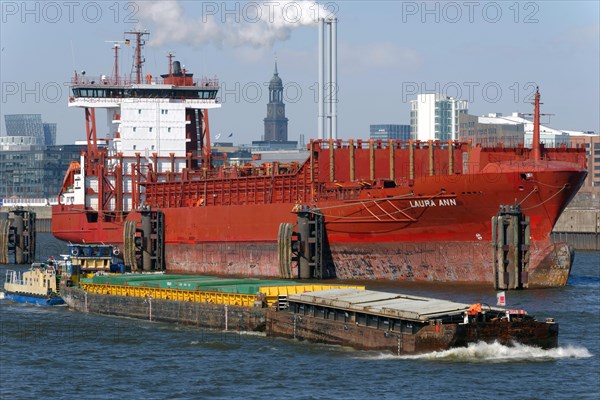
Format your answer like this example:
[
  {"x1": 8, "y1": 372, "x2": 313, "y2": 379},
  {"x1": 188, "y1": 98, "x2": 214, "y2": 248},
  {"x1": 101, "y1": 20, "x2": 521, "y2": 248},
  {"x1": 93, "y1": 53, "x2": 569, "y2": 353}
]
[
  {"x1": 266, "y1": 311, "x2": 559, "y2": 354},
  {"x1": 60, "y1": 286, "x2": 266, "y2": 331}
]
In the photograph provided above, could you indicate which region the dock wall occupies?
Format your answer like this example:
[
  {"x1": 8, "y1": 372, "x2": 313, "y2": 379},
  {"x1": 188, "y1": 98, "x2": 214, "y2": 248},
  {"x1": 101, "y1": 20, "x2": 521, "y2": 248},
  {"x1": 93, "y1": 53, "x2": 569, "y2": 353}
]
[{"x1": 551, "y1": 208, "x2": 600, "y2": 251}]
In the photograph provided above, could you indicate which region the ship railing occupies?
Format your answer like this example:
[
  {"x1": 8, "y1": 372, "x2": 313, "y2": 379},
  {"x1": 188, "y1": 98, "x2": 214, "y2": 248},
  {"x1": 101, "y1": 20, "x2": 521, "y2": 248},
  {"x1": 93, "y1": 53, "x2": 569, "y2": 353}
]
[
  {"x1": 312, "y1": 139, "x2": 460, "y2": 150},
  {"x1": 71, "y1": 75, "x2": 219, "y2": 88},
  {"x1": 69, "y1": 96, "x2": 218, "y2": 105},
  {"x1": 5, "y1": 270, "x2": 22, "y2": 285},
  {"x1": 1, "y1": 198, "x2": 50, "y2": 207}
]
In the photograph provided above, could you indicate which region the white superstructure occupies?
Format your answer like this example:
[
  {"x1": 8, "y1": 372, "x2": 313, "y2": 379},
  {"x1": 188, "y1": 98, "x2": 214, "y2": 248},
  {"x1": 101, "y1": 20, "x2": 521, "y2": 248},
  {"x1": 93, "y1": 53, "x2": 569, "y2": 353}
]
[{"x1": 60, "y1": 52, "x2": 220, "y2": 214}]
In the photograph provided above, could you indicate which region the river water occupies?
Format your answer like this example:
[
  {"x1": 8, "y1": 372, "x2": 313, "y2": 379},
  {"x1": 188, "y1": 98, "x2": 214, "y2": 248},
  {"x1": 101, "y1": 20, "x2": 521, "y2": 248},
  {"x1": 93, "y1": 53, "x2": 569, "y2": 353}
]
[{"x1": 1, "y1": 234, "x2": 598, "y2": 399}]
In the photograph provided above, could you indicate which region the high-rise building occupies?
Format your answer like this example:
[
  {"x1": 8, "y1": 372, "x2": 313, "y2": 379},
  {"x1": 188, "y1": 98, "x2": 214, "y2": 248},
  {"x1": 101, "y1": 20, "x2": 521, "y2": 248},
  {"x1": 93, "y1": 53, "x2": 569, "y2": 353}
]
[
  {"x1": 3, "y1": 114, "x2": 57, "y2": 147},
  {"x1": 369, "y1": 124, "x2": 411, "y2": 141},
  {"x1": 410, "y1": 94, "x2": 468, "y2": 141},
  {"x1": 0, "y1": 145, "x2": 84, "y2": 198},
  {"x1": 43, "y1": 123, "x2": 57, "y2": 146},
  {"x1": 4, "y1": 114, "x2": 43, "y2": 136},
  {"x1": 263, "y1": 62, "x2": 288, "y2": 142},
  {"x1": 1, "y1": 114, "x2": 74, "y2": 198}
]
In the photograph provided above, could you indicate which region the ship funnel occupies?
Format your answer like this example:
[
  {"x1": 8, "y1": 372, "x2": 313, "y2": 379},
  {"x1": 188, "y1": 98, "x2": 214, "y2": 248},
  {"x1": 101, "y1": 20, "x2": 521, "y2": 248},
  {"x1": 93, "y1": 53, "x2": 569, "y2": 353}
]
[{"x1": 173, "y1": 61, "x2": 182, "y2": 76}]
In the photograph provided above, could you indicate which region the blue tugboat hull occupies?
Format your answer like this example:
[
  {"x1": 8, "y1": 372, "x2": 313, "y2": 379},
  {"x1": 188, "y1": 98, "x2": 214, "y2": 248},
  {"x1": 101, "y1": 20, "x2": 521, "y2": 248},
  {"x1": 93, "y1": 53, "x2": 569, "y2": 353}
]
[{"x1": 4, "y1": 293, "x2": 65, "y2": 306}]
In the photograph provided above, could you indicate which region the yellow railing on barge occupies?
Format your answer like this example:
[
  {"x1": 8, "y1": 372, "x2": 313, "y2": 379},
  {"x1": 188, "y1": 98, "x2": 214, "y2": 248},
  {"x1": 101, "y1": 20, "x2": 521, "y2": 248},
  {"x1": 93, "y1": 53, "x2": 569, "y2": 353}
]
[{"x1": 80, "y1": 282, "x2": 364, "y2": 308}]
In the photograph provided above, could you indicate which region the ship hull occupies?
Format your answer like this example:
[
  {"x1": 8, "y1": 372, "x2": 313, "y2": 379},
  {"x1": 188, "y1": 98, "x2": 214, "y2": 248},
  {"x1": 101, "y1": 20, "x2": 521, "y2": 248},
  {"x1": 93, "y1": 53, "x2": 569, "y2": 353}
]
[
  {"x1": 3, "y1": 293, "x2": 65, "y2": 306},
  {"x1": 52, "y1": 164, "x2": 585, "y2": 287},
  {"x1": 144, "y1": 239, "x2": 572, "y2": 287}
]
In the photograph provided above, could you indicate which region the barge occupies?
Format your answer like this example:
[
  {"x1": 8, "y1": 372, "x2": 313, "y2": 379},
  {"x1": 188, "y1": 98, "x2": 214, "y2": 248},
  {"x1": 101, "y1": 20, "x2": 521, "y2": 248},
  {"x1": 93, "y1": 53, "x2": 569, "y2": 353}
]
[
  {"x1": 60, "y1": 273, "x2": 558, "y2": 355},
  {"x1": 60, "y1": 273, "x2": 363, "y2": 331},
  {"x1": 267, "y1": 288, "x2": 558, "y2": 354}
]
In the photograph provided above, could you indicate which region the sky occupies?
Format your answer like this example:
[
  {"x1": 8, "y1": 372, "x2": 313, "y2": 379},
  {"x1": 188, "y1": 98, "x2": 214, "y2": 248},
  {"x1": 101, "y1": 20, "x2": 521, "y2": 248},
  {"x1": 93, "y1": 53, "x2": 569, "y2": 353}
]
[{"x1": 1, "y1": 0, "x2": 599, "y2": 145}]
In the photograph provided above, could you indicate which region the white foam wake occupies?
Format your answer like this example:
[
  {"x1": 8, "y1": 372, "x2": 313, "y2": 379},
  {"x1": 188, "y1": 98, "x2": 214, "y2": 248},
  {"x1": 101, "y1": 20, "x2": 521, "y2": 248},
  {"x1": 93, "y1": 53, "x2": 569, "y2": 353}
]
[{"x1": 359, "y1": 341, "x2": 593, "y2": 363}]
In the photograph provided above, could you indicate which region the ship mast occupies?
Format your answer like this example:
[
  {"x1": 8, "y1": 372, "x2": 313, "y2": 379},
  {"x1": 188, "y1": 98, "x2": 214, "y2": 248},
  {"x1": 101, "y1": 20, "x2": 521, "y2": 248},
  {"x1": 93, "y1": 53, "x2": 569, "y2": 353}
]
[
  {"x1": 113, "y1": 43, "x2": 120, "y2": 85},
  {"x1": 532, "y1": 87, "x2": 541, "y2": 161},
  {"x1": 125, "y1": 30, "x2": 149, "y2": 84},
  {"x1": 167, "y1": 52, "x2": 174, "y2": 78}
]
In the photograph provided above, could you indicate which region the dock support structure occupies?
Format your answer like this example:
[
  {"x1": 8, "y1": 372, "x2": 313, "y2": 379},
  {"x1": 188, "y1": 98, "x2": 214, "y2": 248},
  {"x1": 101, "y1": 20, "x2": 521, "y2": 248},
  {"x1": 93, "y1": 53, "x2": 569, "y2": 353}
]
[
  {"x1": 293, "y1": 209, "x2": 334, "y2": 279},
  {"x1": 492, "y1": 205, "x2": 530, "y2": 290},
  {"x1": 123, "y1": 209, "x2": 165, "y2": 271},
  {"x1": 0, "y1": 209, "x2": 36, "y2": 264},
  {"x1": 140, "y1": 209, "x2": 165, "y2": 272}
]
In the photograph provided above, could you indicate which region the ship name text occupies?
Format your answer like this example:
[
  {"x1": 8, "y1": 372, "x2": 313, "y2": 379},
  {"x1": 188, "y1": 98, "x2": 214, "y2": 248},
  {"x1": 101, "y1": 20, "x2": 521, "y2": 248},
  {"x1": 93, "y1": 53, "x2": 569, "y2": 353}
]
[{"x1": 409, "y1": 199, "x2": 457, "y2": 208}]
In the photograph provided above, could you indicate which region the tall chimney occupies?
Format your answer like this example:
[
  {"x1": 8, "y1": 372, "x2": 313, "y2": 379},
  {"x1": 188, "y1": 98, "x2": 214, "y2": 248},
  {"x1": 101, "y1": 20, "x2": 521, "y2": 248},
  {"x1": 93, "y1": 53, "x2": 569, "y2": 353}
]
[
  {"x1": 318, "y1": 17, "x2": 338, "y2": 140},
  {"x1": 318, "y1": 18, "x2": 325, "y2": 140},
  {"x1": 331, "y1": 18, "x2": 338, "y2": 140}
]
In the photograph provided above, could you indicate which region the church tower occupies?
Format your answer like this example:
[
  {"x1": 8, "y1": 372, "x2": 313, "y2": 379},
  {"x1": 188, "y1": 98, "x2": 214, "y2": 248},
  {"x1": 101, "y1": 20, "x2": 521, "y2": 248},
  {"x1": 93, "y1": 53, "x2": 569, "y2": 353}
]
[{"x1": 264, "y1": 62, "x2": 288, "y2": 141}]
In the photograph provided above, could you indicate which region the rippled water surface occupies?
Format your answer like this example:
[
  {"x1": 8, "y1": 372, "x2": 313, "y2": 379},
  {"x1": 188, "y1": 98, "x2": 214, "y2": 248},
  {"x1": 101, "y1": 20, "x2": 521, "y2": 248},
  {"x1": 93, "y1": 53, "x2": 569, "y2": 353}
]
[{"x1": 1, "y1": 235, "x2": 598, "y2": 399}]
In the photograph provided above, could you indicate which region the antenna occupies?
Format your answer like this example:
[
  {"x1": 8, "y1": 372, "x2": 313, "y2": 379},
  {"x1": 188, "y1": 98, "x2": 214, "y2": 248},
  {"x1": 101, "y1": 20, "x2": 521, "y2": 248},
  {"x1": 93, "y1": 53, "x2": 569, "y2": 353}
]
[
  {"x1": 125, "y1": 30, "x2": 150, "y2": 84},
  {"x1": 167, "y1": 52, "x2": 175, "y2": 78},
  {"x1": 105, "y1": 40, "x2": 128, "y2": 84}
]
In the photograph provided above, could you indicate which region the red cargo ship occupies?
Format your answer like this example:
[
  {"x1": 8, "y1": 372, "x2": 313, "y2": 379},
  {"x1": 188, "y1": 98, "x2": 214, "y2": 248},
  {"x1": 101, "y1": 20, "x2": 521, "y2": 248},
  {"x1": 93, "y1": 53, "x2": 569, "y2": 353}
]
[{"x1": 52, "y1": 32, "x2": 587, "y2": 288}]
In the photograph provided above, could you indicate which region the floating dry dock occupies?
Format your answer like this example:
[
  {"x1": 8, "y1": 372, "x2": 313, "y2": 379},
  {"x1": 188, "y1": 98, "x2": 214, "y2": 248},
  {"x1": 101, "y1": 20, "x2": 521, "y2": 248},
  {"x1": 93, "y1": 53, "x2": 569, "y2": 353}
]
[{"x1": 267, "y1": 288, "x2": 559, "y2": 354}]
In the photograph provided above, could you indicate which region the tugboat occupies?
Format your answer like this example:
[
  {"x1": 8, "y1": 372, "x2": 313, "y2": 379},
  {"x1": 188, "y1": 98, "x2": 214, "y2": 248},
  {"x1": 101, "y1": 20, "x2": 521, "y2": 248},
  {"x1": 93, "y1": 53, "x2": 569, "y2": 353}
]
[{"x1": 2, "y1": 258, "x2": 65, "y2": 306}]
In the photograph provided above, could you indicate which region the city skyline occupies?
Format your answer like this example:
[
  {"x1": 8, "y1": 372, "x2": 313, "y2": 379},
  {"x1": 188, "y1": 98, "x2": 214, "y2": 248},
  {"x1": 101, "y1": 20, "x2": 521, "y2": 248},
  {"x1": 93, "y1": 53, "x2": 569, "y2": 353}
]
[{"x1": 1, "y1": 1, "x2": 598, "y2": 145}]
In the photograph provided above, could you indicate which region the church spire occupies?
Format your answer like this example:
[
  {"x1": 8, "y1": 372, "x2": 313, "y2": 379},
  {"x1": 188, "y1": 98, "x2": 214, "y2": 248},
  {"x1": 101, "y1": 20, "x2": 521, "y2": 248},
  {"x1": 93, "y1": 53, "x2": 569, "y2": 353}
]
[{"x1": 274, "y1": 60, "x2": 278, "y2": 75}]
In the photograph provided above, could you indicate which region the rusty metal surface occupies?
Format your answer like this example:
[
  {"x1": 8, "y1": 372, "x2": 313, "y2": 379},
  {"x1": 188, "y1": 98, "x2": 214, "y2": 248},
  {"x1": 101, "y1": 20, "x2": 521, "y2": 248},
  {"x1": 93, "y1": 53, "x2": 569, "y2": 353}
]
[
  {"x1": 61, "y1": 285, "x2": 267, "y2": 332},
  {"x1": 266, "y1": 310, "x2": 558, "y2": 355},
  {"x1": 290, "y1": 288, "x2": 481, "y2": 322}
]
